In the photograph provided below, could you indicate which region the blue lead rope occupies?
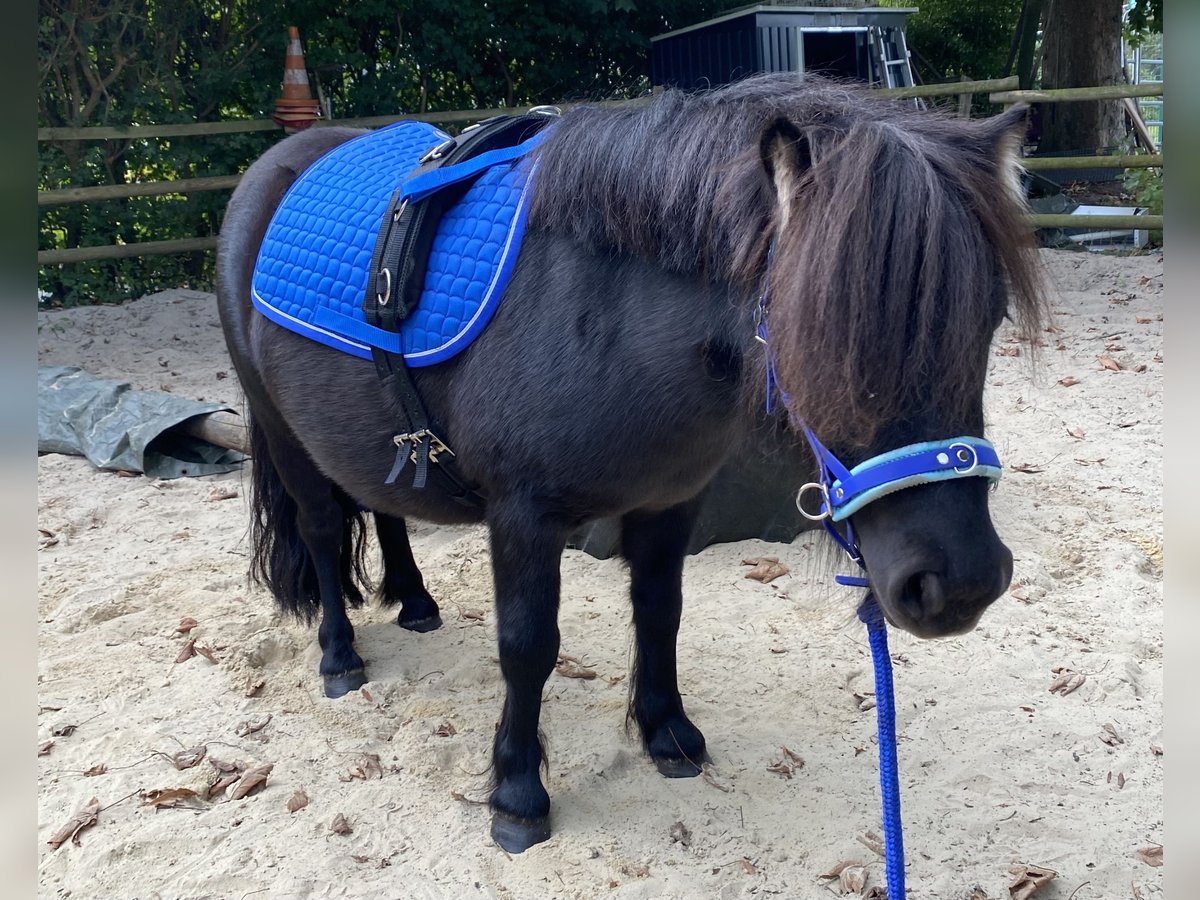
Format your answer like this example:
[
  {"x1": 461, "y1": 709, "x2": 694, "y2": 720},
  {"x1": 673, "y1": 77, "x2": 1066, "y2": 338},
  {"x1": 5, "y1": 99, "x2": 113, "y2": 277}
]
[
  {"x1": 754, "y1": 243, "x2": 1001, "y2": 896},
  {"x1": 857, "y1": 593, "x2": 906, "y2": 899}
]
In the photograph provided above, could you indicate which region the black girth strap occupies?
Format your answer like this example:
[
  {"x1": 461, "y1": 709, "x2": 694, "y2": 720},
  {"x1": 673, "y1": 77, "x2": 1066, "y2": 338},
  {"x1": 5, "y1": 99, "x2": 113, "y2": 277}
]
[{"x1": 362, "y1": 107, "x2": 560, "y2": 507}]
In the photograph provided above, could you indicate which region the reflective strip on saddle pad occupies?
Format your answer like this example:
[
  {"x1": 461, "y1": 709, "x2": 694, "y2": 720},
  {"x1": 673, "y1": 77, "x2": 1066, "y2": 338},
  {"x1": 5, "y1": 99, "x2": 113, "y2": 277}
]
[{"x1": 250, "y1": 120, "x2": 536, "y2": 366}]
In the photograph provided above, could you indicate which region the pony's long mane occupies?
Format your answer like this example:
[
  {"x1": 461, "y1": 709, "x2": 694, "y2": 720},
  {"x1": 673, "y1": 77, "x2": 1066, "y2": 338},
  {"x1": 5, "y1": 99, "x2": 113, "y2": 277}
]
[{"x1": 528, "y1": 75, "x2": 1047, "y2": 447}]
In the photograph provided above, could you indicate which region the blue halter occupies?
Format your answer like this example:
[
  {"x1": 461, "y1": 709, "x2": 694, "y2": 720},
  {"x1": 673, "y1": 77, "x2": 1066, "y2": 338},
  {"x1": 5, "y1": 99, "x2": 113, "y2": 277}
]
[{"x1": 756, "y1": 251, "x2": 1004, "y2": 899}]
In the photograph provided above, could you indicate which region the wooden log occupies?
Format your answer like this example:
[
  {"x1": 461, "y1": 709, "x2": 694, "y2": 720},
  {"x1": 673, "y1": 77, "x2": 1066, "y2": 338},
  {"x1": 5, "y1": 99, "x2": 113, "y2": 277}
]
[
  {"x1": 38, "y1": 174, "x2": 242, "y2": 207},
  {"x1": 877, "y1": 75, "x2": 1019, "y2": 100},
  {"x1": 989, "y1": 83, "x2": 1164, "y2": 104},
  {"x1": 1028, "y1": 214, "x2": 1162, "y2": 230},
  {"x1": 38, "y1": 119, "x2": 281, "y2": 142},
  {"x1": 37, "y1": 236, "x2": 219, "y2": 265},
  {"x1": 176, "y1": 410, "x2": 250, "y2": 455},
  {"x1": 1020, "y1": 153, "x2": 1162, "y2": 171},
  {"x1": 1123, "y1": 97, "x2": 1158, "y2": 153}
]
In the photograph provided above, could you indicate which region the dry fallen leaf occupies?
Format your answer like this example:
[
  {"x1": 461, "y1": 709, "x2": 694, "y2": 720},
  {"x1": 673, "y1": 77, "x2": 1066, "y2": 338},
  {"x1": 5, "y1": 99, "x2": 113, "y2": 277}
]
[
  {"x1": 175, "y1": 639, "x2": 197, "y2": 664},
  {"x1": 47, "y1": 797, "x2": 100, "y2": 848},
  {"x1": 996, "y1": 345, "x2": 1021, "y2": 357},
  {"x1": 739, "y1": 858, "x2": 758, "y2": 875},
  {"x1": 51, "y1": 723, "x2": 78, "y2": 738},
  {"x1": 1098, "y1": 355, "x2": 1123, "y2": 372},
  {"x1": 857, "y1": 831, "x2": 886, "y2": 858},
  {"x1": 83, "y1": 763, "x2": 107, "y2": 777},
  {"x1": 207, "y1": 486, "x2": 239, "y2": 501},
  {"x1": 1065, "y1": 426, "x2": 1086, "y2": 440},
  {"x1": 331, "y1": 812, "x2": 353, "y2": 835},
  {"x1": 172, "y1": 746, "x2": 206, "y2": 770},
  {"x1": 1136, "y1": 845, "x2": 1162, "y2": 867},
  {"x1": 1010, "y1": 463, "x2": 1044, "y2": 474},
  {"x1": 669, "y1": 820, "x2": 692, "y2": 846},
  {"x1": 555, "y1": 653, "x2": 598, "y2": 680},
  {"x1": 287, "y1": 789, "x2": 309, "y2": 813},
  {"x1": 194, "y1": 643, "x2": 220, "y2": 664},
  {"x1": 701, "y1": 765, "x2": 732, "y2": 793},
  {"x1": 141, "y1": 787, "x2": 202, "y2": 809},
  {"x1": 1135, "y1": 316, "x2": 1152, "y2": 324},
  {"x1": 1057, "y1": 376, "x2": 1081, "y2": 387},
  {"x1": 839, "y1": 864, "x2": 867, "y2": 893},
  {"x1": 1099, "y1": 723, "x2": 1125, "y2": 746},
  {"x1": 1049, "y1": 667, "x2": 1086, "y2": 696},
  {"x1": 742, "y1": 557, "x2": 790, "y2": 584},
  {"x1": 1008, "y1": 863, "x2": 1057, "y2": 899},
  {"x1": 819, "y1": 860, "x2": 867, "y2": 879},
  {"x1": 227, "y1": 763, "x2": 273, "y2": 800},
  {"x1": 434, "y1": 721, "x2": 457, "y2": 737},
  {"x1": 207, "y1": 757, "x2": 246, "y2": 799},
  {"x1": 38, "y1": 740, "x2": 54, "y2": 757},
  {"x1": 342, "y1": 753, "x2": 383, "y2": 781},
  {"x1": 175, "y1": 617, "x2": 199, "y2": 634},
  {"x1": 966, "y1": 886, "x2": 991, "y2": 900},
  {"x1": 235, "y1": 715, "x2": 272, "y2": 737}
]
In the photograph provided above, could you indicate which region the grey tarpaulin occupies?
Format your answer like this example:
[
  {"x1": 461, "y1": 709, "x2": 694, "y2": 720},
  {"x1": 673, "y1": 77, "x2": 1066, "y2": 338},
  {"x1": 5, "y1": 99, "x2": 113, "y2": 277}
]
[{"x1": 38, "y1": 366, "x2": 245, "y2": 479}]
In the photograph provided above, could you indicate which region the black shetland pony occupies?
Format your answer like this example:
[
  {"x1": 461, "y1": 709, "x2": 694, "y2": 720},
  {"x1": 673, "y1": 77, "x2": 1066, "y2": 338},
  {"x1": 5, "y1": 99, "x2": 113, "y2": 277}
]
[{"x1": 217, "y1": 76, "x2": 1045, "y2": 852}]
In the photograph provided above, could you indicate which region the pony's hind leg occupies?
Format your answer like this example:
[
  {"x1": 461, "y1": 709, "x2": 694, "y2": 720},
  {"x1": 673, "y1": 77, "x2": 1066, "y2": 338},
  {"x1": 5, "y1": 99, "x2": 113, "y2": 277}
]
[
  {"x1": 621, "y1": 499, "x2": 708, "y2": 777},
  {"x1": 249, "y1": 416, "x2": 368, "y2": 698},
  {"x1": 485, "y1": 497, "x2": 568, "y2": 853},
  {"x1": 374, "y1": 513, "x2": 442, "y2": 632}
]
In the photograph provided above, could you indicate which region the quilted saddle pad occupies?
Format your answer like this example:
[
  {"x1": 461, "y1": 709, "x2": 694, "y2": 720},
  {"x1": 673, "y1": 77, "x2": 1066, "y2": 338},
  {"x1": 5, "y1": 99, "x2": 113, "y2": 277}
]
[{"x1": 250, "y1": 120, "x2": 538, "y2": 366}]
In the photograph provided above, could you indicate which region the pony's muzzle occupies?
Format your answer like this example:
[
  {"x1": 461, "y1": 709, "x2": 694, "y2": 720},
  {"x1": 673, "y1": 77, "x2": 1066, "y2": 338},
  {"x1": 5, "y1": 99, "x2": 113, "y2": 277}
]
[{"x1": 877, "y1": 543, "x2": 1013, "y2": 638}]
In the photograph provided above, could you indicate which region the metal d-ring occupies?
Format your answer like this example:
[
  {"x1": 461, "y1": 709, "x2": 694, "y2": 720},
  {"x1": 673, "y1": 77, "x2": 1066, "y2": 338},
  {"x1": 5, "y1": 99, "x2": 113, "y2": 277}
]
[
  {"x1": 796, "y1": 481, "x2": 832, "y2": 521},
  {"x1": 376, "y1": 267, "x2": 392, "y2": 306},
  {"x1": 948, "y1": 441, "x2": 978, "y2": 474}
]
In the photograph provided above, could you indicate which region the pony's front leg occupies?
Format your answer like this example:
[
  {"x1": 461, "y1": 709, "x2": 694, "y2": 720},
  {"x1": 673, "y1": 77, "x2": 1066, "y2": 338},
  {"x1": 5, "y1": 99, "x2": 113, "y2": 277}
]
[
  {"x1": 486, "y1": 498, "x2": 568, "y2": 853},
  {"x1": 621, "y1": 498, "x2": 708, "y2": 777}
]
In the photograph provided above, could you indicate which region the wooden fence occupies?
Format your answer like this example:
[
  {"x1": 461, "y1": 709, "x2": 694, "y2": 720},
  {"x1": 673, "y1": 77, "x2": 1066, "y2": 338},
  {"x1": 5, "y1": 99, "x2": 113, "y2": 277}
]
[{"x1": 38, "y1": 75, "x2": 1164, "y2": 266}]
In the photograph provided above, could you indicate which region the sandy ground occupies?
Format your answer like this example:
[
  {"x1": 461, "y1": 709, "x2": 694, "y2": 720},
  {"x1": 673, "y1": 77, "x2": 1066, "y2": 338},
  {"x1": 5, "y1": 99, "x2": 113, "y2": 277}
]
[{"x1": 36, "y1": 248, "x2": 1163, "y2": 900}]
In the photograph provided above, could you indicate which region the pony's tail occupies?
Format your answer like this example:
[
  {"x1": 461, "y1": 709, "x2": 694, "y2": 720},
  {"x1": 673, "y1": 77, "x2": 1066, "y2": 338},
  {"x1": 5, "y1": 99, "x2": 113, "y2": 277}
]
[{"x1": 247, "y1": 414, "x2": 372, "y2": 622}]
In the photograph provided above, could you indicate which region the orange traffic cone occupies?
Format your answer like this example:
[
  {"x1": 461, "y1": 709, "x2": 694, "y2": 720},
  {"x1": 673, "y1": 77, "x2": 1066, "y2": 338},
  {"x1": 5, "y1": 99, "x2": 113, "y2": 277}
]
[{"x1": 272, "y1": 26, "x2": 322, "y2": 132}]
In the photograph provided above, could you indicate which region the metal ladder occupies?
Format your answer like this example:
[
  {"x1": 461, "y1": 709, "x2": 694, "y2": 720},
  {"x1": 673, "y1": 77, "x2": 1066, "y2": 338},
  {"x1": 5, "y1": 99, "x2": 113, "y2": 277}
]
[{"x1": 868, "y1": 25, "x2": 916, "y2": 89}]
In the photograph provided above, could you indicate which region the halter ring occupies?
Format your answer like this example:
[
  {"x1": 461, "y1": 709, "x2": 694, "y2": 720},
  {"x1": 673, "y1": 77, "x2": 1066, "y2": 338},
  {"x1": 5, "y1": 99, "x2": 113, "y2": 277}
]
[
  {"x1": 796, "y1": 482, "x2": 832, "y2": 521},
  {"x1": 947, "y1": 441, "x2": 978, "y2": 474}
]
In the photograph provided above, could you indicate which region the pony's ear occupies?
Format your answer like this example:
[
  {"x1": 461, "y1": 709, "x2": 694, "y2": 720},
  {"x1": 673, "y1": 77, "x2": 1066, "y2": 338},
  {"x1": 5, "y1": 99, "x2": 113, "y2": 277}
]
[
  {"x1": 760, "y1": 117, "x2": 812, "y2": 225},
  {"x1": 975, "y1": 103, "x2": 1030, "y2": 201},
  {"x1": 979, "y1": 102, "x2": 1029, "y2": 164}
]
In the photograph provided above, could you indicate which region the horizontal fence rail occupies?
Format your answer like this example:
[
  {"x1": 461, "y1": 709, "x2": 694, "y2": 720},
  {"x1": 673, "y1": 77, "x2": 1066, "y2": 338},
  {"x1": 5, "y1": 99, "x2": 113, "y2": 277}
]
[
  {"x1": 990, "y1": 82, "x2": 1164, "y2": 104},
  {"x1": 38, "y1": 174, "x2": 243, "y2": 207},
  {"x1": 38, "y1": 77, "x2": 1164, "y2": 266}
]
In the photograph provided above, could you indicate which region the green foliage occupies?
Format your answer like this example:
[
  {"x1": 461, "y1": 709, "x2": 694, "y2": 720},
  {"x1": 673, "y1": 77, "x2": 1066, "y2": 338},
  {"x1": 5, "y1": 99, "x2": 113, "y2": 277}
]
[
  {"x1": 880, "y1": 0, "x2": 1024, "y2": 83},
  {"x1": 1125, "y1": 0, "x2": 1163, "y2": 48},
  {"x1": 1123, "y1": 165, "x2": 1162, "y2": 216},
  {"x1": 39, "y1": 0, "x2": 729, "y2": 306}
]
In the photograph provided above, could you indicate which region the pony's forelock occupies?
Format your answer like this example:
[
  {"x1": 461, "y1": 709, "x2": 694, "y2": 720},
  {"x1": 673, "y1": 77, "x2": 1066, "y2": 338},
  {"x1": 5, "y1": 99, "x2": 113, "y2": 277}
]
[{"x1": 527, "y1": 75, "x2": 1048, "y2": 447}]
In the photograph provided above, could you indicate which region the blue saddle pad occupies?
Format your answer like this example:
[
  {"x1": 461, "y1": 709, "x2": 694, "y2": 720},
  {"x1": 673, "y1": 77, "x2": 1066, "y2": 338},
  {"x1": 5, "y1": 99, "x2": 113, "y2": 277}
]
[{"x1": 250, "y1": 121, "x2": 538, "y2": 366}]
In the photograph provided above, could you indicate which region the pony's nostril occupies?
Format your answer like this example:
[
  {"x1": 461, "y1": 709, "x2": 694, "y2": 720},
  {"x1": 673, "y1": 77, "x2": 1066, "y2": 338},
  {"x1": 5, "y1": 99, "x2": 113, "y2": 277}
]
[{"x1": 896, "y1": 571, "x2": 946, "y2": 624}]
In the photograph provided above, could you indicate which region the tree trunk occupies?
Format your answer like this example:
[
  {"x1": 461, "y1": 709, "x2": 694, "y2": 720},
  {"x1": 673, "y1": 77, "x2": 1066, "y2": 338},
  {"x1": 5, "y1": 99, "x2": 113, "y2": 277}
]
[
  {"x1": 1037, "y1": 0, "x2": 1126, "y2": 153},
  {"x1": 1015, "y1": 0, "x2": 1044, "y2": 89}
]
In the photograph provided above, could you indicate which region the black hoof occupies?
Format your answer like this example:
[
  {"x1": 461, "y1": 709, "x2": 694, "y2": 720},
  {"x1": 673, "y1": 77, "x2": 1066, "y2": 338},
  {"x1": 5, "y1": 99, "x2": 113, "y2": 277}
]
[
  {"x1": 323, "y1": 669, "x2": 368, "y2": 699},
  {"x1": 490, "y1": 812, "x2": 551, "y2": 853},
  {"x1": 398, "y1": 612, "x2": 443, "y2": 633},
  {"x1": 654, "y1": 755, "x2": 705, "y2": 778}
]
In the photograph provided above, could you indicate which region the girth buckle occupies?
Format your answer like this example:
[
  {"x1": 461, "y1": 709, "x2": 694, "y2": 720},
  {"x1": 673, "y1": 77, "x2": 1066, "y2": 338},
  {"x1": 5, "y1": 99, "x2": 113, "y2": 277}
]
[{"x1": 393, "y1": 428, "x2": 455, "y2": 464}]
